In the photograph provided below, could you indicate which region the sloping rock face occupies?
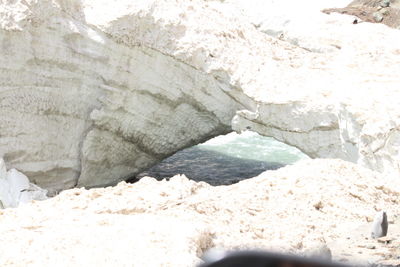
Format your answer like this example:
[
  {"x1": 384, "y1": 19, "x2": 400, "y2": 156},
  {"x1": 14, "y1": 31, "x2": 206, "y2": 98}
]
[
  {"x1": 1, "y1": 159, "x2": 400, "y2": 266},
  {"x1": 1, "y1": 0, "x2": 400, "y2": 192}
]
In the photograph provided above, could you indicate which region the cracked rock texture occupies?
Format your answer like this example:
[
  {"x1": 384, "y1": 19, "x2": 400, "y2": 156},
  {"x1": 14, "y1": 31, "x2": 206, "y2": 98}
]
[{"x1": 1, "y1": 0, "x2": 400, "y2": 192}]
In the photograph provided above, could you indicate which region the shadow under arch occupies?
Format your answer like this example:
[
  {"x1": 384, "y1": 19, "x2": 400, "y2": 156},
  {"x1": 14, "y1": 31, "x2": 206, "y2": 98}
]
[{"x1": 131, "y1": 131, "x2": 308, "y2": 185}]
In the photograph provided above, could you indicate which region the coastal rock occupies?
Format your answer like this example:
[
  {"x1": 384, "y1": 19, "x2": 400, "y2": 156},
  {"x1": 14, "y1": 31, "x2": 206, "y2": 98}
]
[
  {"x1": 1, "y1": 159, "x2": 399, "y2": 266},
  {"x1": 0, "y1": 0, "x2": 400, "y2": 191}
]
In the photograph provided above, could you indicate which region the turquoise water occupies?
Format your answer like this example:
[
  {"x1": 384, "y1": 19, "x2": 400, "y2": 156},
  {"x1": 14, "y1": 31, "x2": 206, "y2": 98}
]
[
  {"x1": 198, "y1": 131, "x2": 307, "y2": 165},
  {"x1": 137, "y1": 131, "x2": 308, "y2": 185}
]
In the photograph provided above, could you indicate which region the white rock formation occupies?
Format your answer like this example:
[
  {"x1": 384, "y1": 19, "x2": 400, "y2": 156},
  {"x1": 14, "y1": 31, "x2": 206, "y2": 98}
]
[
  {"x1": 0, "y1": 159, "x2": 399, "y2": 266},
  {"x1": 0, "y1": 0, "x2": 400, "y2": 192},
  {"x1": 0, "y1": 158, "x2": 47, "y2": 208}
]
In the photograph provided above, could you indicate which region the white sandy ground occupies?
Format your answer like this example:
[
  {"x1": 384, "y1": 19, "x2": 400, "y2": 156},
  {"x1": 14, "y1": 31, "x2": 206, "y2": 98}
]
[{"x1": 1, "y1": 159, "x2": 400, "y2": 266}]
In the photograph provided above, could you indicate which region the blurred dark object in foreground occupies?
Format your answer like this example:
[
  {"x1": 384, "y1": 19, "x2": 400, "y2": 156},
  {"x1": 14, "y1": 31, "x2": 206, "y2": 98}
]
[{"x1": 200, "y1": 251, "x2": 353, "y2": 267}]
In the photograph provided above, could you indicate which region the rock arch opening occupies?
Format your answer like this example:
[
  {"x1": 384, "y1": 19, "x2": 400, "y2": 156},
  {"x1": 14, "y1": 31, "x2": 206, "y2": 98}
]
[{"x1": 132, "y1": 131, "x2": 308, "y2": 185}]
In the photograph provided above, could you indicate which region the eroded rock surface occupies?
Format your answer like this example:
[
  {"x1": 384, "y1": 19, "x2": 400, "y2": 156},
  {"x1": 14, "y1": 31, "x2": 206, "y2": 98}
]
[
  {"x1": 1, "y1": 159, "x2": 399, "y2": 266},
  {"x1": 1, "y1": 0, "x2": 400, "y2": 192}
]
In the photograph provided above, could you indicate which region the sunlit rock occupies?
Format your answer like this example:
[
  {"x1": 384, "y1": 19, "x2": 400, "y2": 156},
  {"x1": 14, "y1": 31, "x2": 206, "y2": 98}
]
[{"x1": 0, "y1": 0, "x2": 400, "y2": 192}]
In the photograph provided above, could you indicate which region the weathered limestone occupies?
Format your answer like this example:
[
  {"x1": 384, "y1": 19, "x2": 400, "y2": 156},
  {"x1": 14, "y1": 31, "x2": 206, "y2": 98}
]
[
  {"x1": 0, "y1": 0, "x2": 400, "y2": 192},
  {"x1": 0, "y1": 0, "x2": 243, "y2": 193}
]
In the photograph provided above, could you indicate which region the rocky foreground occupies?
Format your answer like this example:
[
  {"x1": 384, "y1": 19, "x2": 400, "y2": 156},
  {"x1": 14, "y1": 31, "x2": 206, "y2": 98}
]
[{"x1": 1, "y1": 159, "x2": 400, "y2": 266}]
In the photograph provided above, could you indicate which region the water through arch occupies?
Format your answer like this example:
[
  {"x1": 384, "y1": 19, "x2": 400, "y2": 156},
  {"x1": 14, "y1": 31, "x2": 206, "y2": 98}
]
[{"x1": 135, "y1": 131, "x2": 308, "y2": 185}]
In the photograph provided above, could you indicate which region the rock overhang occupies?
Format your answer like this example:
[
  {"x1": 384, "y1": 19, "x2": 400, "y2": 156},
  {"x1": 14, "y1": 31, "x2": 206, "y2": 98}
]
[{"x1": 0, "y1": 0, "x2": 400, "y2": 193}]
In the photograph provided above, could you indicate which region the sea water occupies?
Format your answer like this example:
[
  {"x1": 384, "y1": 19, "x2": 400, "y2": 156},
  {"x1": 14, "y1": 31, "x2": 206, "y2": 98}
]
[{"x1": 137, "y1": 131, "x2": 308, "y2": 185}]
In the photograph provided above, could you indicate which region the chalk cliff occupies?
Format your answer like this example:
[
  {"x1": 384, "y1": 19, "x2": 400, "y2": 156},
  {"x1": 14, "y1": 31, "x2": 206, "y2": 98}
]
[{"x1": 1, "y1": 0, "x2": 400, "y2": 192}]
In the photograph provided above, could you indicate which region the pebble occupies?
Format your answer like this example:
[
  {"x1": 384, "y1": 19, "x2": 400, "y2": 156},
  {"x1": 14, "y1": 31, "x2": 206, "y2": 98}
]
[
  {"x1": 380, "y1": 0, "x2": 390, "y2": 8},
  {"x1": 373, "y1": 12, "x2": 384, "y2": 23}
]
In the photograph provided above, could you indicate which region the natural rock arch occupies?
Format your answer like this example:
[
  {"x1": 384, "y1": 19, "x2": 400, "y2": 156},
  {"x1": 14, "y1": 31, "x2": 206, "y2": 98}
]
[{"x1": 1, "y1": 0, "x2": 400, "y2": 194}]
